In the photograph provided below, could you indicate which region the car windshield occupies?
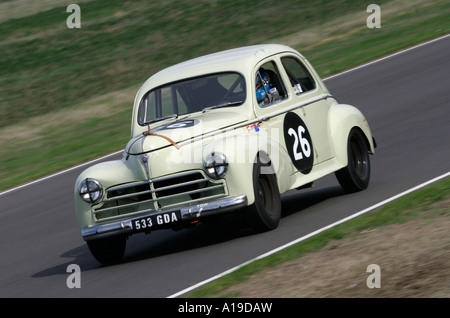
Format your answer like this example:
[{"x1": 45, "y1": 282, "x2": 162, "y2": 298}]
[{"x1": 138, "y1": 72, "x2": 246, "y2": 126}]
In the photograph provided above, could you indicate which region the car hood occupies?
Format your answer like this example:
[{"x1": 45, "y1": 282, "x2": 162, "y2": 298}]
[{"x1": 125, "y1": 111, "x2": 248, "y2": 156}]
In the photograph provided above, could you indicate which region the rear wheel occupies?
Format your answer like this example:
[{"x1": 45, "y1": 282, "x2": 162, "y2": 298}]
[
  {"x1": 246, "y1": 153, "x2": 281, "y2": 231},
  {"x1": 87, "y1": 235, "x2": 126, "y2": 265},
  {"x1": 335, "y1": 128, "x2": 371, "y2": 192}
]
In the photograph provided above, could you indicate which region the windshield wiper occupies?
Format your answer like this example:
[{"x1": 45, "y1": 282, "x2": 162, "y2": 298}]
[
  {"x1": 202, "y1": 100, "x2": 243, "y2": 112},
  {"x1": 144, "y1": 114, "x2": 178, "y2": 125}
]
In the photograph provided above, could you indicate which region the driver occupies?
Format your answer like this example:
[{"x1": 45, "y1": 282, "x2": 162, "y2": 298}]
[{"x1": 255, "y1": 68, "x2": 280, "y2": 106}]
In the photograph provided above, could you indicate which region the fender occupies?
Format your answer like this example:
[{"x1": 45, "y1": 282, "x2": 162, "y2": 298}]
[
  {"x1": 329, "y1": 103, "x2": 375, "y2": 167},
  {"x1": 74, "y1": 158, "x2": 146, "y2": 229}
]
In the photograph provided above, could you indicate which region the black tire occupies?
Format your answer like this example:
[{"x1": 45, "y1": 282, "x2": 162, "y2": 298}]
[
  {"x1": 246, "y1": 153, "x2": 281, "y2": 231},
  {"x1": 335, "y1": 128, "x2": 371, "y2": 193},
  {"x1": 87, "y1": 235, "x2": 126, "y2": 265}
]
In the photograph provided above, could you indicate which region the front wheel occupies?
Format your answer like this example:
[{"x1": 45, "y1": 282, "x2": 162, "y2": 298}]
[
  {"x1": 87, "y1": 235, "x2": 127, "y2": 265},
  {"x1": 335, "y1": 128, "x2": 371, "y2": 193},
  {"x1": 246, "y1": 153, "x2": 281, "y2": 231}
]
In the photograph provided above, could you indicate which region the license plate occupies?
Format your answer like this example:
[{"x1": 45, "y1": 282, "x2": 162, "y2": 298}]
[{"x1": 132, "y1": 211, "x2": 181, "y2": 231}]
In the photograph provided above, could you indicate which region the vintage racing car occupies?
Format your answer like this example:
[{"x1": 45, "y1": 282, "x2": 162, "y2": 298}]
[{"x1": 74, "y1": 44, "x2": 376, "y2": 264}]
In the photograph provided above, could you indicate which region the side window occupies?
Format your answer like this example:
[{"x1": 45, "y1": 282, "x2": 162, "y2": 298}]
[
  {"x1": 281, "y1": 57, "x2": 315, "y2": 95},
  {"x1": 255, "y1": 61, "x2": 288, "y2": 107}
]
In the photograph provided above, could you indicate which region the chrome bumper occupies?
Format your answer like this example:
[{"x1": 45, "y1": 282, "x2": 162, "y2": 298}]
[{"x1": 81, "y1": 195, "x2": 247, "y2": 241}]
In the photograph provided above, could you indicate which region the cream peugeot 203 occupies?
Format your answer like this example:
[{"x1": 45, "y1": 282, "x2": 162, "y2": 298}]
[{"x1": 75, "y1": 44, "x2": 375, "y2": 264}]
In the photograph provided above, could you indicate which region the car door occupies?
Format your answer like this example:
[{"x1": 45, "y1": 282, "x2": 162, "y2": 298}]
[
  {"x1": 252, "y1": 57, "x2": 315, "y2": 176},
  {"x1": 279, "y1": 54, "x2": 334, "y2": 164}
]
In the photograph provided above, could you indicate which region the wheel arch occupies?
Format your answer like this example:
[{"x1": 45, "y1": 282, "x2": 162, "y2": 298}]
[{"x1": 329, "y1": 104, "x2": 375, "y2": 167}]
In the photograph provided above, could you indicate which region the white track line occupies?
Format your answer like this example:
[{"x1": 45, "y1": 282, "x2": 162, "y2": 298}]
[
  {"x1": 168, "y1": 171, "x2": 450, "y2": 298},
  {"x1": 1, "y1": 33, "x2": 449, "y2": 197}
]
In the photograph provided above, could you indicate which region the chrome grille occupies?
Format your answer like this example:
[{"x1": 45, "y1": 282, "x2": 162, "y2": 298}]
[{"x1": 93, "y1": 171, "x2": 227, "y2": 221}]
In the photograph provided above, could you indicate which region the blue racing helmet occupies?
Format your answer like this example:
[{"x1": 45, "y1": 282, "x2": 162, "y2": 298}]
[{"x1": 256, "y1": 70, "x2": 271, "y2": 104}]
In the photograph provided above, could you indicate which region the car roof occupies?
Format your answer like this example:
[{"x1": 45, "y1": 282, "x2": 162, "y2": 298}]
[{"x1": 136, "y1": 44, "x2": 301, "y2": 96}]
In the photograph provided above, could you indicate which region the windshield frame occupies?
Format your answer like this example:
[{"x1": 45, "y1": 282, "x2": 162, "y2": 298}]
[{"x1": 137, "y1": 72, "x2": 246, "y2": 126}]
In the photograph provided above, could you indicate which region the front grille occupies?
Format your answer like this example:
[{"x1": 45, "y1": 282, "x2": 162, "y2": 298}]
[{"x1": 93, "y1": 171, "x2": 227, "y2": 221}]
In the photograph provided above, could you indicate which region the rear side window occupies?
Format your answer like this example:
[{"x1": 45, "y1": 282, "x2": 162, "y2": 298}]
[
  {"x1": 281, "y1": 57, "x2": 315, "y2": 95},
  {"x1": 255, "y1": 61, "x2": 288, "y2": 107}
]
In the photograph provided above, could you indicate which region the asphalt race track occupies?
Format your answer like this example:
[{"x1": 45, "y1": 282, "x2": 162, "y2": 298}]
[{"x1": 1, "y1": 35, "x2": 449, "y2": 298}]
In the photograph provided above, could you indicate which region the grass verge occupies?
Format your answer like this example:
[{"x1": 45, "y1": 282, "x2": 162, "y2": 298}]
[{"x1": 183, "y1": 176, "x2": 450, "y2": 297}]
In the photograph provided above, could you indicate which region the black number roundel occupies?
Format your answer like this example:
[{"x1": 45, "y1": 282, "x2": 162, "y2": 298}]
[{"x1": 283, "y1": 112, "x2": 314, "y2": 174}]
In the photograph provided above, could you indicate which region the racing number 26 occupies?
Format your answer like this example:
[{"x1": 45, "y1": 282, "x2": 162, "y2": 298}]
[
  {"x1": 284, "y1": 112, "x2": 314, "y2": 174},
  {"x1": 288, "y1": 125, "x2": 311, "y2": 160}
]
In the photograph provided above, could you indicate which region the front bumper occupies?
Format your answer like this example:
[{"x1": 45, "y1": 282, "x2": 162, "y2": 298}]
[{"x1": 81, "y1": 195, "x2": 247, "y2": 241}]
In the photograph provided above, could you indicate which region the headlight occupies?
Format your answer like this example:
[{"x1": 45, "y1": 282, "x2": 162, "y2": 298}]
[
  {"x1": 79, "y1": 178, "x2": 103, "y2": 203},
  {"x1": 203, "y1": 152, "x2": 228, "y2": 179}
]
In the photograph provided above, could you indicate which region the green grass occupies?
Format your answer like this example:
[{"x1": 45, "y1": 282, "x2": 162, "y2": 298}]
[
  {"x1": 0, "y1": 0, "x2": 393, "y2": 127},
  {"x1": 0, "y1": 0, "x2": 449, "y2": 191},
  {"x1": 184, "y1": 176, "x2": 450, "y2": 297}
]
